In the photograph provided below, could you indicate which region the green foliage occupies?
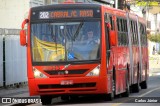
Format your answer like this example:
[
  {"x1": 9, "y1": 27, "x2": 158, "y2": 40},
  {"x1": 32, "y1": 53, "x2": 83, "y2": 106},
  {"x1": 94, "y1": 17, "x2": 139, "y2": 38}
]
[{"x1": 148, "y1": 33, "x2": 160, "y2": 43}]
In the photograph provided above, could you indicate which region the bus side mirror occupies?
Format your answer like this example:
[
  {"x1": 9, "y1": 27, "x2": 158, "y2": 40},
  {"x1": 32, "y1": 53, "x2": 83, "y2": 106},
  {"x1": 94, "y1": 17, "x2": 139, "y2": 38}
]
[
  {"x1": 110, "y1": 31, "x2": 117, "y2": 46},
  {"x1": 20, "y1": 19, "x2": 29, "y2": 46},
  {"x1": 106, "y1": 23, "x2": 117, "y2": 46},
  {"x1": 20, "y1": 30, "x2": 26, "y2": 46}
]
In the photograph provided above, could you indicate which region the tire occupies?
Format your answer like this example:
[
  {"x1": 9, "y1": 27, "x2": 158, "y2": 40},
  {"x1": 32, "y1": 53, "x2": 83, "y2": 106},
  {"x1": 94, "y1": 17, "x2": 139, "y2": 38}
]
[
  {"x1": 140, "y1": 64, "x2": 148, "y2": 89},
  {"x1": 70, "y1": 95, "x2": 79, "y2": 101},
  {"x1": 40, "y1": 95, "x2": 52, "y2": 105},
  {"x1": 140, "y1": 80, "x2": 148, "y2": 89},
  {"x1": 132, "y1": 65, "x2": 140, "y2": 93},
  {"x1": 103, "y1": 77, "x2": 115, "y2": 101},
  {"x1": 61, "y1": 95, "x2": 69, "y2": 101},
  {"x1": 132, "y1": 81, "x2": 140, "y2": 93},
  {"x1": 108, "y1": 90, "x2": 114, "y2": 101},
  {"x1": 131, "y1": 75, "x2": 140, "y2": 93},
  {"x1": 121, "y1": 72, "x2": 130, "y2": 97}
]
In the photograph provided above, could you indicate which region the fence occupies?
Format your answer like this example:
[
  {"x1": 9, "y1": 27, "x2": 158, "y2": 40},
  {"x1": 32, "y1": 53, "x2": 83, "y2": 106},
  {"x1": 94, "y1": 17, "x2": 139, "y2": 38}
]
[{"x1": 0, "y1": 28, "x2": 27, "y2": 87}]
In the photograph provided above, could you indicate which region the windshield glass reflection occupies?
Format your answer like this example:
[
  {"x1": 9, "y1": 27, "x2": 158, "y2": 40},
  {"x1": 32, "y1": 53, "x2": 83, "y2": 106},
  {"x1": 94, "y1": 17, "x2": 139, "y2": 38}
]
[{"x1": 31, "y1": 21, "x2": 101, "y2": 62}]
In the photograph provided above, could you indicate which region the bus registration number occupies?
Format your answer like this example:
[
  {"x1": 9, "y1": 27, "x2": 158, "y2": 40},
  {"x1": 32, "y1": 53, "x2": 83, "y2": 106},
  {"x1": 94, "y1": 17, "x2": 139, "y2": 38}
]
[{"x1": 60, "y1": 80, "x2": 73, "y2": 85}]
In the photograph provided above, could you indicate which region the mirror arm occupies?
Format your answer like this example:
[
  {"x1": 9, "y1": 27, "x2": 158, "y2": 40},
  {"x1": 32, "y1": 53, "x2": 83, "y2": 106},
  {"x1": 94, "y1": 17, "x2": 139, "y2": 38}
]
[
  {"x1": 106, "y1": 23, "x2": 111, "y2": 29},
  {"x1": 20, "y1": 19, "x2": 28, "y2": 46},
  {"x1": 21, "y1": 19, "x2": 29, "y2": 29}
]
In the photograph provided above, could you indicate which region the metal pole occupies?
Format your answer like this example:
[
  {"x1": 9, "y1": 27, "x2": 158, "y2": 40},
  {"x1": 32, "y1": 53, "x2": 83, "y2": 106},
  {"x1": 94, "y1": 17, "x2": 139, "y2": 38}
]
[
  {"x1": 155, "y1": 13, "x2": 157, "y2": 34},
  {"x1": 3, "y1": 34, "x2": 6, "y2": 87},
  {"x1": 115, "y1": 0, "x2": 118, "y2": 9}
]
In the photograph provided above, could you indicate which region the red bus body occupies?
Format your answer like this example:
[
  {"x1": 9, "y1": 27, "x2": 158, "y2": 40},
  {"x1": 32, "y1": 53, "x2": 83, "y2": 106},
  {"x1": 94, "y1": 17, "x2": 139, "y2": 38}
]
[{"x1": 20, "y1": 3, "x2": 149, "y2": 105}]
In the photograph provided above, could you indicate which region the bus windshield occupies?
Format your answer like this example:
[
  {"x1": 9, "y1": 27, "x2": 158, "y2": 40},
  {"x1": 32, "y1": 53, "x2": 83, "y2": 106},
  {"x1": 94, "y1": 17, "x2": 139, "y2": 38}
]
[{"x1": 31, "y1": 20, "x2": 100, "y2": 62}]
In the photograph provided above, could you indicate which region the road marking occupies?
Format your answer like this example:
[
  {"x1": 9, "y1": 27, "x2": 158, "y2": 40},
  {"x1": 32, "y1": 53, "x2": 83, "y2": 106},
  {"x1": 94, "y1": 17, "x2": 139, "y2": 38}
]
[
  {"x1": 111, "y1": 86, "x2": 160, "y2": 106},
  {"x1": 138, "y1": 86, "x2": 160, "y2": 97}
]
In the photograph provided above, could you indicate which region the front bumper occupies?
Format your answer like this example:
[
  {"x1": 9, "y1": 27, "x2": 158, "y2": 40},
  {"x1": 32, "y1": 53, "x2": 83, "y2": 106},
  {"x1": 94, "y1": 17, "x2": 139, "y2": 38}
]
[{"x1": 28, "y1": 76, "x2": 108, "y2": 96}]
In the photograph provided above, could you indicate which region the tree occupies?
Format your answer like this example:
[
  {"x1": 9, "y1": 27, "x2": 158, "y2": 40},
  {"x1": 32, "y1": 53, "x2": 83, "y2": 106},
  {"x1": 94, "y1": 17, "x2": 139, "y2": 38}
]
[{"x1": 148, "y1": 33, "x2": 160, "y2": 43}]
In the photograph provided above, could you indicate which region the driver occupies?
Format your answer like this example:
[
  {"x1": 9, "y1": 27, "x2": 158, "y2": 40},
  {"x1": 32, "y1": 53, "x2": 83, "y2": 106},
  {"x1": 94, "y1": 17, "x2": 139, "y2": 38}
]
[{"x1": 86, "y1": 30, "x2": 98, "y2": 45}]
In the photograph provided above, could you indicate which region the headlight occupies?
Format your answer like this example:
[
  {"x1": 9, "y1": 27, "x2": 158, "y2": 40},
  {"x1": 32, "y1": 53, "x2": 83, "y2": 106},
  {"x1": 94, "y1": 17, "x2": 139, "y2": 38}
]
[
  {"x1": 33, "y1": 67, "x2": 48, "y2": 78},
  {"x1": 86, "y1": 65, "x2": 100, "y2": 76}
]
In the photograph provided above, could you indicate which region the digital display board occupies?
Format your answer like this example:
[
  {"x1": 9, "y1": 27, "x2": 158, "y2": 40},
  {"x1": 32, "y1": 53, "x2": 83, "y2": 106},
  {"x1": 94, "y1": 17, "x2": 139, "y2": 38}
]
[
  {"x1": 39, "y1": 9, "x2": 94, "y2": 19},
  {"x1": 30, "y1": 4, "x2": 101, "y2": 21}
]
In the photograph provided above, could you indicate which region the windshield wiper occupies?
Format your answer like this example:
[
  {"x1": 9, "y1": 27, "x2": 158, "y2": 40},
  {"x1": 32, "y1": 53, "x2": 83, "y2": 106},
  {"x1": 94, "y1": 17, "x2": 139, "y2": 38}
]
[{"x1": 72, "y1": 22, "x2": 84, "y2": 41}]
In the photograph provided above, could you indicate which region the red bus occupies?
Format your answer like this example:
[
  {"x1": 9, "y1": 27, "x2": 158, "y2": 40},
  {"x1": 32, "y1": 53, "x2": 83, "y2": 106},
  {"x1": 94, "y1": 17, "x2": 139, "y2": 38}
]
[{"x1": 20, "y1": 2, "x2": 149, "y2": 105}]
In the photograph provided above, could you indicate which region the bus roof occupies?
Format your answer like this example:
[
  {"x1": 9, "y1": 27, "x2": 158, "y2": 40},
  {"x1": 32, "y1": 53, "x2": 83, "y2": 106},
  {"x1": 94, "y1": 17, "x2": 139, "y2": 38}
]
[{"x1": 31, "y1": 3, "x2": 101, "y2": 11}]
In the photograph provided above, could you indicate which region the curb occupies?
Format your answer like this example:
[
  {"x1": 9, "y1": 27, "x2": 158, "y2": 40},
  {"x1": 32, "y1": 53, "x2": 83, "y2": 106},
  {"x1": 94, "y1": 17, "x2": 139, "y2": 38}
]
[{"x1": 149, "y1": 73, "x2": 160, "y2": 76}]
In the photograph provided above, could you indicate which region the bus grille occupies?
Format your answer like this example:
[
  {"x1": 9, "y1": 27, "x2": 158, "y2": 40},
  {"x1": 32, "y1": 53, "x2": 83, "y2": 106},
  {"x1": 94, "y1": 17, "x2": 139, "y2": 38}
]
[
  {"x1": 38, "y1": 83, "x2": 96, "y2": 89},
  {"x1": 44, "y1": 69, "x2": 88, "y2": 75}
]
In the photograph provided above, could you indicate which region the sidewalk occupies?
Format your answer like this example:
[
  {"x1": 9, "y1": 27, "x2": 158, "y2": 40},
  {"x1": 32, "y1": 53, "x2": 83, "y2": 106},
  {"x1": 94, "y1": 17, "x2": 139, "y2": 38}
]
[
  {"x1": 149, "y1": 55, "x2": 160, "y2": 76},
  {"x1": 0, "y1": 85, "x2": 29, "y2": 97}
]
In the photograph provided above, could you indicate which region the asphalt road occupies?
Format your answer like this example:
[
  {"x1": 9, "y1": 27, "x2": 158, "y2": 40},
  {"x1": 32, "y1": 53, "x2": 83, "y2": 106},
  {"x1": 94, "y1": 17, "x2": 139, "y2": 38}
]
[{"x1": 1, "y1": 75, "x2": 160, "y2": 106}]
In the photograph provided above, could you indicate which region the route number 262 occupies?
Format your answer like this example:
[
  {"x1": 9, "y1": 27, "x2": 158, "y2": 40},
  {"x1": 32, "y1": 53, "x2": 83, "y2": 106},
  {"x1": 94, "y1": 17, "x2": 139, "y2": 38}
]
[{"x1": 39, "y1": 12, "x2": 49, "y2": 19}]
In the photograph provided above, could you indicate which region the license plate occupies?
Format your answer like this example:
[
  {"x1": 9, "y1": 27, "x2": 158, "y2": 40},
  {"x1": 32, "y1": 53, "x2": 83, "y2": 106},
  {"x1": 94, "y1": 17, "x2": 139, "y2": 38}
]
[{"x1": 60, "y1": 80, "x2": 73, "y2": 85}]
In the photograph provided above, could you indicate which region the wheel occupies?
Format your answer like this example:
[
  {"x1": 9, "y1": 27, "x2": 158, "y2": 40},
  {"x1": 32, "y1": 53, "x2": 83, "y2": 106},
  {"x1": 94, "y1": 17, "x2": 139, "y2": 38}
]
[
  {"x1": 132, "y1": 81, "x2": 140, "y2": 93},
  {"x1": 140, "y1": 64, "x2": 148, "y2": 89},
  {"x1": 121, "y1": 74, "x2": 130, "y2": 97},
  {"x1": 103, "y1": 78, "x2": 115, "y2": 101},
  {"x1": 61, "y1": 95, "x2": 70, "y2": 101},
  {"x1": 108, "y1": 90, "x2": 114, "y2": 101},
  {"x1": 140, "y1": 80, "x2": 148, "y2": 89},
  {"x1": 132, "y1": 74, "x2": 140, "y2": 93},
  {"x1": 132, "y1": 66, "x2": 140, "y2": 93},
  {"x1": 110, "y1": 78, "x2": 115, "y2": 100},
  {"x1": 40, "y1": 95, "x2": 52, "y2": 105},
  {"x1": 103, "y1": 68, "x2": 116, "y2": 101},
  {"x1": 70, "y1": 95, "x2": 79, "y2": 101}
]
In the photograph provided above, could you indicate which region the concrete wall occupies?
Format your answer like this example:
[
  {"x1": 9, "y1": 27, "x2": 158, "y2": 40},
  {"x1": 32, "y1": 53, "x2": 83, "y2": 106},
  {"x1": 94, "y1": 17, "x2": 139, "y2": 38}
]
[
  {"x1": 0, "y1": 0, "x2": 30, "y2": 29},
  {"x1": 30, "y1": 0, "x2": 45, "y2": 7},
  {"x1": 0, "y1": 0, "x2": 45, "y2": 29}
]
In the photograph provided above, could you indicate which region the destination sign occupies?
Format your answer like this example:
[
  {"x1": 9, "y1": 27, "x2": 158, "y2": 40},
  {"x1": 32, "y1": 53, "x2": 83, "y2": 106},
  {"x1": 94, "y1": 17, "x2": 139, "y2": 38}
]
[{"x1": 39, "y1": 9, "x2": 94, "y2": 19}]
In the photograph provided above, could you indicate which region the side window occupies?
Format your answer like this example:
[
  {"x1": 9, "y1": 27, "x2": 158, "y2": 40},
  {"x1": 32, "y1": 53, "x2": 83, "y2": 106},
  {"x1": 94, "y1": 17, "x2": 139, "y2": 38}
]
[
  {"x1": 109, "y1": 16, "x2": 114, "y2": 30},
  {"x1": 117, "y1": 18, "x2": 121, "y2": 45},
  {"x1": 105, "y1": 13, "x2": 111, "y2": 51},
  {"x1": 117, "y1": 18, "x2": 128, "y2": 46},
  {"x1": 139, "y1": 23, "x2": 147, "y2": 46},
  {"x1": 124, "y1": 19, "x2": 128, "y2": 45},
  {"x1": 130, "y1": 21, "x2": 133, "y2": 45},
  {"x1": 144, "y1": 26, "x2": 147, "y2": 46},
  {"x1": 142, "y1": 24, "x2": 144, "y2": 46},
  {"x1": 135, "y1": 21, "x2": 138, "y2": 45},
  {"x1": 133, "y1": 21, "x2": 135, "y2": 45},
  {"x1": 133, "y1": 21, "x2": 136, "y2": 45},
  {"x1": 120, "y1": 19, "x2": 123, "y2": 32},
  {"x1": 105, "y1": 13, "x2": 111, "y2": 64},
  {"x1": 117, "y1": 18, "x2": 120, "y2": 31},
  {"x1": 130, "y1": 20, "x2": 138, "y2": 46},
  {"x1": 135, "y1": 21, "x2": 137, "y2": 45},
  {"x1": 142, "y1": 24, "x2": 147, "y2": 46},
  {"x1": 140, "y1": 24, "x2": 143, "y2": 46}
]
